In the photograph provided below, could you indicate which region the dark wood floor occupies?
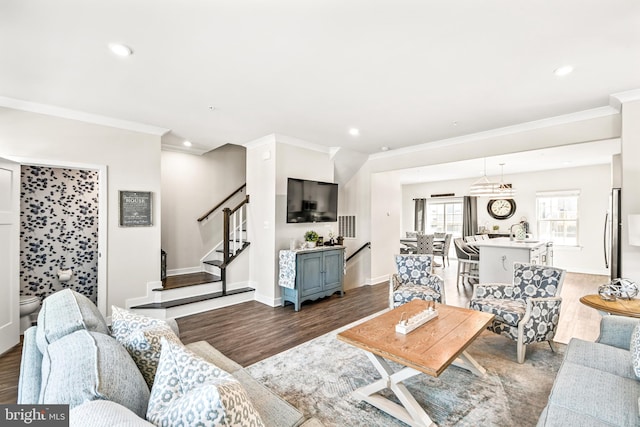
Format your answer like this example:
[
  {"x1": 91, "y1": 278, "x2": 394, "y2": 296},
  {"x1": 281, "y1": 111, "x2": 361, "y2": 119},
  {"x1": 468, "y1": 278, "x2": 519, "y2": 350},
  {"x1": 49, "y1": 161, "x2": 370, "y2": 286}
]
[
  {"x1": 177, "y1": 282, "x2": 389, "y2": 366},
  {"x1": 0, "y1": 262, "x2": 605, "y2": 405},
  {"x1": 0, "y1": 281, "x2": 388, "y2": 404}
]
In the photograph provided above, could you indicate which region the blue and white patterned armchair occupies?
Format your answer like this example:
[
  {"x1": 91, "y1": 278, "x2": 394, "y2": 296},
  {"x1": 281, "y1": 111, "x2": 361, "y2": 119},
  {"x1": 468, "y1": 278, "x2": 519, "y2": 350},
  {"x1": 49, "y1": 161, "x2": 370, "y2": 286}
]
[
  {"x1": 469, "y1": 263, "x2": 566, "y2": 363},
  {"x1": 390, "y1": 254, "x2": 445, "y2": 308}
]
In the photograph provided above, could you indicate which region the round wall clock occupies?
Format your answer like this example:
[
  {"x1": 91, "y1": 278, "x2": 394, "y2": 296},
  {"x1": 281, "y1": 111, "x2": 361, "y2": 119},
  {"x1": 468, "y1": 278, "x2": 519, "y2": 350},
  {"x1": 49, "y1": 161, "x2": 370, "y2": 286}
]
[{"x1": 487, "y1": 199, "x2": 516, "y2": 220}]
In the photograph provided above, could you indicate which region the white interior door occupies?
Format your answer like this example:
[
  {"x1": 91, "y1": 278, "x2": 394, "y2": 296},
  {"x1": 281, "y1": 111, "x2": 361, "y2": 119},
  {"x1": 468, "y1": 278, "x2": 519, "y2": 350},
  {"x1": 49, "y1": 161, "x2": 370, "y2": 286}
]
[{"x1": 0, "y1": 157, "x2": 20, "y2": 355}]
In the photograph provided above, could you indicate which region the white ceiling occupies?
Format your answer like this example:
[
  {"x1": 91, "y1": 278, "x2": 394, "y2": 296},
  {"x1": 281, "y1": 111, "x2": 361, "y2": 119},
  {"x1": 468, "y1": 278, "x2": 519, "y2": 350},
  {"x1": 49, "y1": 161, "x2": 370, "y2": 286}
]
[{"x1": 1, "y1": 1, "x2": 639, "y2": 156}]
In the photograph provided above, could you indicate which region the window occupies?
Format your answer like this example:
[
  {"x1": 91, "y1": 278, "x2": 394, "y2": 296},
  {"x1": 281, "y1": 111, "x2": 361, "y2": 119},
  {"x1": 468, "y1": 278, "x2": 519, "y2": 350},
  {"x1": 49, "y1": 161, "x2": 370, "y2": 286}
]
[
  {"x1": 426, "y1": 198, "x2": 463, "y2": 236},
  {"x1": 536, "y1": 190, "x2": 579, "y2": 246}
]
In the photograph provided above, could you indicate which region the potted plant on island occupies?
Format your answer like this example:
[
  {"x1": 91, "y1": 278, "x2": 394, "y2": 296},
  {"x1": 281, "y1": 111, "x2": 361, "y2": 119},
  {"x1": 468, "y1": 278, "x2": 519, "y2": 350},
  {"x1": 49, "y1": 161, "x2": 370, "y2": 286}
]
[{"x1": 304, "y1": 230, "x2": 319, "y2": 248}]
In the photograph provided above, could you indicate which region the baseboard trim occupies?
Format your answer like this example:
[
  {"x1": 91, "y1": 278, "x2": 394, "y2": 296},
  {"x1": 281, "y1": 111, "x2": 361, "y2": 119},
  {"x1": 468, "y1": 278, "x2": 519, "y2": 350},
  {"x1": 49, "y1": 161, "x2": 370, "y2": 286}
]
[
  {"x1": 167, "y1": 266, "x2": 202, "y2": 276},
  {"x1": 254, "y1": 292, "x2": 279, "y2": 308},
  {"x1": 366, "y1": 274, "x2": 389, "y2": 286}
]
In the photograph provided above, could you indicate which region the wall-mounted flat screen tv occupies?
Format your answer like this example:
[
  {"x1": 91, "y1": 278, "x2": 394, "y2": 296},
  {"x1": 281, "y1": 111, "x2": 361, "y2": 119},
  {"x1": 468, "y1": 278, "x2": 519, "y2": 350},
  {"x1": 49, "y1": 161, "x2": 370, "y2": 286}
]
[{"x1": 287, "y1": 178, "x2": 338, "y2": 223}]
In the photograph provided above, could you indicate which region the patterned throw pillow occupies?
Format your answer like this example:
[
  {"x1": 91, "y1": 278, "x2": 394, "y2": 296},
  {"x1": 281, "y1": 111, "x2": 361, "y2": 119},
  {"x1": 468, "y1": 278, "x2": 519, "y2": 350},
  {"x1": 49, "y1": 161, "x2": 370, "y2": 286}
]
[
  {"x1": 631, "y1": 323, "x2": 640, "y2": 379},
  {"x1": 121, "y1": 323, "x2": 182, "y2": 389},
  {"x1": 110, "y1": 306, "x2": 182, "y2": 388},
  {"x1": 147, "y1": 338, "x2": 265, "y2": 427},
  {"x1": 110, "y1": 306, "x2": 166, "y2": 342}
]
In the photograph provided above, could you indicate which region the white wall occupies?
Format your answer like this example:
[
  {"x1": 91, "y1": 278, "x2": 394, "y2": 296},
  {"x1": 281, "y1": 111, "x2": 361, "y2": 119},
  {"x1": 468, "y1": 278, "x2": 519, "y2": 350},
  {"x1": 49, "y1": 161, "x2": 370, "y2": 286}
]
[
  {"x1": 246, "y1": 135, "x2": 336, "y2": 306},
  {"x1": 340, "y1": 162, "x2": 372, "y2": 289},
  {"x1": 370, "y1": 171, "x2": 403, "y2": 284},
  {"x1": 275, "y1": 142, "x2": 335, "y2": 252},
  {"x1": 274, "y1": 140, "x2": 334, "y2": 302},
  {"x1": 161, "y1": 145, "x2": 246, "y2": 272},
  {"x1": 401, "y1": 164, "x2": 612, "y2": 274},
  {"x1": 620, "y1": 99, "x2": 640, "y2": 281},
  {"x1": 246, "y1": 137, "x2": 277, "y2": 305},
  {"x1": 0, "y1": 107, "x2": 161, "y2": 314}
]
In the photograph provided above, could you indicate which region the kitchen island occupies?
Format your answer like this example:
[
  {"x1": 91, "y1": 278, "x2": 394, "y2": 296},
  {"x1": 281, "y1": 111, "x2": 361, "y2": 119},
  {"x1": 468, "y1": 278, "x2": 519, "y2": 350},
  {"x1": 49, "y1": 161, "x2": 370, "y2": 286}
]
[{"x1": 471, "y1": 237, "x2": 553, "y2": 283}]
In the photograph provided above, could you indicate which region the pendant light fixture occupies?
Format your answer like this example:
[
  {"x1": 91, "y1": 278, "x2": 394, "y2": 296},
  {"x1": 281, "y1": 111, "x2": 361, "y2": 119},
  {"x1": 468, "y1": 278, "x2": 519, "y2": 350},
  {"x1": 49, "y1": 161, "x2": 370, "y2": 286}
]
[
  {"x1": 469, "y1": 160, "x2": 515, "y2": 198},
  {"x1": 469, "y1": 158, "x2": 500, "y2": 197},
  {"x1": 496, "y1": 163, "x2": 515, "y2": 198}
]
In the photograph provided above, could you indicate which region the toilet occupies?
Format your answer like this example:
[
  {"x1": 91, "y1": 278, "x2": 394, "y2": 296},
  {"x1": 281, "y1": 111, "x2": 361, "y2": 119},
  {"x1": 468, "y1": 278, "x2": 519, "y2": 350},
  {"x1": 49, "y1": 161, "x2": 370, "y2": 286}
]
[{"x1": 19, "y1": 295, "x2": 41, "y2": 334}]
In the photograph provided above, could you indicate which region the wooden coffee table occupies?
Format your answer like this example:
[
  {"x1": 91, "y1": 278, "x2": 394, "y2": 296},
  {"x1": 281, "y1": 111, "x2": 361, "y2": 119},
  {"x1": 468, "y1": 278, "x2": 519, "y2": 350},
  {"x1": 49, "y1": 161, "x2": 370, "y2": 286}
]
[
  {"x1": 337, "y1": 300, "x2": 494, "y2": 427},
  {"x1": 579, "y1": 294, "x2": 640, "y2": 318}
]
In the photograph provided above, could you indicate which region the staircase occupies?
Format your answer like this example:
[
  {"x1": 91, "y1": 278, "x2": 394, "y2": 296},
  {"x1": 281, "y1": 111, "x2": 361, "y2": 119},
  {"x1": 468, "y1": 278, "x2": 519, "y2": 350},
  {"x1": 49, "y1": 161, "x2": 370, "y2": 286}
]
[{"x1": 128, "y1": 186, "x2": 253, "y2": 319}]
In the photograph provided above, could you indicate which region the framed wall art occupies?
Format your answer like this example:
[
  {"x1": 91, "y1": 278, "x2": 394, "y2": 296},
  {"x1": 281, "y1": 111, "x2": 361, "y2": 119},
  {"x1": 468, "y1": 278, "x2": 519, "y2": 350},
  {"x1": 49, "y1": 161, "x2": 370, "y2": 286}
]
[{"x1": 119, "y1": 191, "x2": 153, "y2": 227}]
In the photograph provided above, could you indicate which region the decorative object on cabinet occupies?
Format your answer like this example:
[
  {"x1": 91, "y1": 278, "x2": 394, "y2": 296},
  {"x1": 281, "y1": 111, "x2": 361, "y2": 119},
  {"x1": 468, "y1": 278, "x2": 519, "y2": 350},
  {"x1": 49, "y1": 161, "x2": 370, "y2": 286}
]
[
  {"x1": 487, "y1": 198, "x2": 516, "y2": 220},
  {"x1": 279, "y1": 246, "x2": 344, "y2": 311},
  {"x1": 304, "y1": 230, "x2": 318, "y2": 248}
]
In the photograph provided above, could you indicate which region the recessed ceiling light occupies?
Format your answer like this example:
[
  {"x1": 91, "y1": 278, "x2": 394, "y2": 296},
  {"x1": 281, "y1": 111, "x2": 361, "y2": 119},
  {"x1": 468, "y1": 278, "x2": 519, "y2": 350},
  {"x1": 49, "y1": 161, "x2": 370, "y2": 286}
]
[
  {"x1": 554, "y1": 65, "x2": 573, "y2": 76},
  {"x1": 381, "y1": 146, "x2": 390, "y2": 152},
  {"x1": 108, "y1": 43, "x2": 133, "y2": 57},
  {"x1": 349, "y1": 128, "x2": 360, "y2": 136},
  {"x1": 183, "y1": 141, "x2": 192, "y2": 147}
]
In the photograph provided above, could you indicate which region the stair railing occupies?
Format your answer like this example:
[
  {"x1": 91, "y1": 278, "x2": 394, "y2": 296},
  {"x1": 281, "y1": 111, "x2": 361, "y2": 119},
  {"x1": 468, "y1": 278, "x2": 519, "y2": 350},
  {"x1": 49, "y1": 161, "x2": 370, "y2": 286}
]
[
  {"x1": 220, "y1": 195, "x2": 250, "y2": 296},
  {"x1": 197, "y1": 184, "x2": 246, "y2": 222},
  {"x1": 346, "y1": 241, "x2": 371, "y2": 263},
  {"x1": 223, "y1": 195, "x2": 250, "y2": 264}
]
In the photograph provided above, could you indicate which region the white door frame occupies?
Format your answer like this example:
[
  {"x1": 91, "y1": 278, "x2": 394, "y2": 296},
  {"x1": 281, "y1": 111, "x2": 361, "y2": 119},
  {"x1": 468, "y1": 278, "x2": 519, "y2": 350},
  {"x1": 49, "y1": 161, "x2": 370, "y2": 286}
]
[
  {"x1": 0, "y1": 157, "x2": 20, "y2": 354},
  {"x1": 7, "y1": 156, "x2": 108, "y2": 316}
]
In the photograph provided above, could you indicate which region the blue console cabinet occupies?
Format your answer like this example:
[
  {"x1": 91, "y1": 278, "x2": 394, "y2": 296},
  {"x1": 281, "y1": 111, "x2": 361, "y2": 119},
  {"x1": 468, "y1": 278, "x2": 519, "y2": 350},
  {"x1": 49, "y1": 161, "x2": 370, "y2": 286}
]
[{"x1": 281, "y1": 246, "x2": 344, "y2": 311}]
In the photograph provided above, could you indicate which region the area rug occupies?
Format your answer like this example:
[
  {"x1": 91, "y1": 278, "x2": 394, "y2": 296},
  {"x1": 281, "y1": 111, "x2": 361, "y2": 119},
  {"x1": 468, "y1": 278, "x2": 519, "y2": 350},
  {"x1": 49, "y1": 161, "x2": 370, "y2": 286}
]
[{"x1": 246, "y1": 313, "x2": 565, "y2": 427}]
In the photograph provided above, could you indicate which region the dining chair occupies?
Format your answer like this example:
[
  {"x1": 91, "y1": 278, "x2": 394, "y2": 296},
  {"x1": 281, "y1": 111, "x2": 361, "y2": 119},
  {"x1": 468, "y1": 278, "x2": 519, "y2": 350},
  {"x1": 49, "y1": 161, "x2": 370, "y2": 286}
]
[
  {"x1": 433, "y1": 234, "x2": 452, "y2": 267},
  {"x1": 416, "y1": 234, "x2": 435, "y2": 254}
]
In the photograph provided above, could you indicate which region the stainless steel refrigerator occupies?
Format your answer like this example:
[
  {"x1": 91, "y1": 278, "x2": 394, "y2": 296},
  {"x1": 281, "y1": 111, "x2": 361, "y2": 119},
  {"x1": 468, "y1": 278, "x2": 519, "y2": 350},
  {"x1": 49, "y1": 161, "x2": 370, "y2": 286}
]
[{"x1": 604, "y1": 188, "x2": 622, "y2": 279}]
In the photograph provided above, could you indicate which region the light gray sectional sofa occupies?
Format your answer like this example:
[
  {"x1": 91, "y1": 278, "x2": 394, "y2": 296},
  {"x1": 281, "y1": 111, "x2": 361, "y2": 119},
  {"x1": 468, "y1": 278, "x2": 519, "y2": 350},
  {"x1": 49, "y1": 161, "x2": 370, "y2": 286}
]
[
  {"x1": 18, "y1": 289, "x2": 322, "y2": 427},
  {"x1": 537, "y1": 315, "x2": 640, "y2": 426}
]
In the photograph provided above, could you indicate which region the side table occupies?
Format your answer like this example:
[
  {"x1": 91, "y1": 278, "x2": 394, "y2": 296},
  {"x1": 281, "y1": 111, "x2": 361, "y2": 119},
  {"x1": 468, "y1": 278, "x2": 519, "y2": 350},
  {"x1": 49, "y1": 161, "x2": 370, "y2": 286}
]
[{"x1": 579, "y1": 294, "x2": 640, "y2": 318}]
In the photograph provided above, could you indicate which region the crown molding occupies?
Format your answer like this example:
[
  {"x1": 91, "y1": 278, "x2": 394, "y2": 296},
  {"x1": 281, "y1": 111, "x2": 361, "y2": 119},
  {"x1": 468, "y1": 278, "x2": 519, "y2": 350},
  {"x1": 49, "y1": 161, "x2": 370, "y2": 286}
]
[
  {"x1": 242, "y1": 133, "x2": 277, "y2": 149},
  {"x1": 242, "y1": 133, "x2": 330, "y2": 153},
  {"x1": 275, "y1": 133, "x2": 330, "y2": 153},
  {"x1": 369, "y1": 105, "x2": 619, "y2": 160},
  {"x1": 610, "y1": 88, "x2": 640, "y2": 110},
  {"x1": 0, "y1": 96, "x2": 169, "y2": 136},
  {"x1": 161, "y1": 144, "x2": 210, "y2": 156}
]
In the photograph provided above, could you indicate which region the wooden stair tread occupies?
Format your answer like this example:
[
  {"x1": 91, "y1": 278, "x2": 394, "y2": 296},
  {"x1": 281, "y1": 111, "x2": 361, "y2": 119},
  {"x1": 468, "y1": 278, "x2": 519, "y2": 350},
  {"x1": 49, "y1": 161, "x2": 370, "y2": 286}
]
[
  {"x1": 216, "y1": 241, "x2": 251, "y2": 254},
  {"x1": 130, "y1": 287, "x2": 255, "y2": 309},
  {"x1": 158, "y1": 272, "x2": 221, "y2": 291},
  {"x1": 203, "y1": 260, "x2": 223, "y2": 267}
]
